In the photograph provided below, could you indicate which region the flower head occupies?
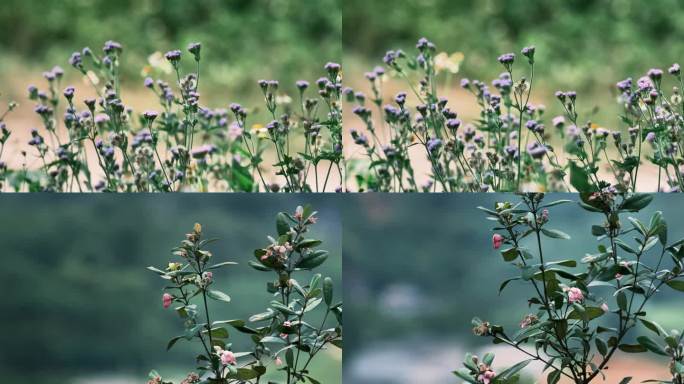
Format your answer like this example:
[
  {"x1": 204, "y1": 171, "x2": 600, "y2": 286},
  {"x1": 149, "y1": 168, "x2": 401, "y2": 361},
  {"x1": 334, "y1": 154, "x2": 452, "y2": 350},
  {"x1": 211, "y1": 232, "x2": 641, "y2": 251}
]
[
  {"x1": 165, "y1": 50, "x2": 182, "y2": 63},
  {"x1": 220, "y1": 350, "x2": 236, "y2": 366},
  {"x1": 497, "y1": 53, "x2": 515, "y2": 66},
  {"x1": 188, "y1": 42, "x2": 201, "y2": 61},
  {"x1": 162, "y1": 293, "x2": 173, "y2": 309},
  {"x1": 567, "y1": 287, "x2": 584, "y2": 303},
  {"x1": 479, "y1": 370, "x2": 496, "y2": 384},
  {"x1": 492, "y1": 233, "x2": 504, "y2": 249}
]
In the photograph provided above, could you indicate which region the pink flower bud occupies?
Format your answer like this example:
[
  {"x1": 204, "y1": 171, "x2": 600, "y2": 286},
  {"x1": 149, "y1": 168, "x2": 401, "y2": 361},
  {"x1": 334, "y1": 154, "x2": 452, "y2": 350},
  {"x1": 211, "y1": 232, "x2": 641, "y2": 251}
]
[
  {"x1": 479, "y1": 370, "x2": 497, "y2": 384},
  {"x1": 220, "y1": 350, "x2": 236, "y2": 366},
  {"x1": 492, "y1": 233, "x2": 504, "y2": 249},
  {"x1": 203, "y1": 271, "x2": 213, "y2": 283},
  {"x1": 162, "y1": 293, "x2": 173, "y2": 309},
  {"x1": 567, "y1": 287, "x2": 584, "y2": 303},
  {"x1": 275, "y1": 356, "x2": 283, "y2": 366},
  {"x1": 601, "y1": 303, "x2": 609, "y2": 312}
]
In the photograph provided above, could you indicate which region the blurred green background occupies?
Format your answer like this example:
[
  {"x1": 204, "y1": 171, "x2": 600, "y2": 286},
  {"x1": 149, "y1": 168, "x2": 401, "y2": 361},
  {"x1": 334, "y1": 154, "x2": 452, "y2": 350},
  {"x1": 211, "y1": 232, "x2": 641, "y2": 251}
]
[
  {"x1": 0, "y1": 195, "x2": 341, "y2": 384},
  {"x1": 343, "y1": 0, "x2": 684, "y2": 123},
  {"x1": 343, "y1": 194, "x2": 684, "y2": 383},
  {"x1": 0, "y1": 0, "x2": 341, "y2": 105}
]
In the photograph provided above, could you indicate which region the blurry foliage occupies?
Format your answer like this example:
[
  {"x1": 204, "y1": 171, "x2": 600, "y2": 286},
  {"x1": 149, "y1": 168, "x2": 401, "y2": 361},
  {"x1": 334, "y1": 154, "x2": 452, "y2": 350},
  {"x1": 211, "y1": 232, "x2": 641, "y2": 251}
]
[
  {"x1": 0, "y1": 195, "x2": 341, "y2": 384},
  {"x1": 344, "y1": 0, "x2": 684, "y2": 105},
  {"x1": 343, "y1": 194, "x2": 684, "y2": 350},
  {"x1": 0, "y1": 0, "x2": 342, "y2": 99}
]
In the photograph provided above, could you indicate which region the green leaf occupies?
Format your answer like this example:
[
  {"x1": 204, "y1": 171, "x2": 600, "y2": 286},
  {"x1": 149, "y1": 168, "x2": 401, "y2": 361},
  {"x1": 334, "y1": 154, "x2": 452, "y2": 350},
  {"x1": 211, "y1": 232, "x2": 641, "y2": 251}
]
[
  {"x1": 452, "y1": 370, "x2": 479, "y2": 383},
  {"x1": 204, "y1": 327, "x2": 229, "y2": 339},
  {"x1": 297, "y1": 238, "x2": 322, "y2": 249},
  {"x1": 498, "y1": 359, "x2": 532, "y2": 379},
  {"x1": 618, "y1": 343, "x2": 647, "y2": 353},
  {"x1": 208, "y1": 261, "x2": 237, "y2": 270},
  {"x1": 323, "y1": 277, "x2": 333, "y2": 306},
  {"x1": 640, "y1": 318, "x2": 666, "y2": 336},
  {"x1": 616, "y1": 291, "x2": 628, "y2": 311},
  {"x1": 297, "y1": 250, "x2": 329, "y2": 269},
  {"x1": 167, "y1": 335, "x2": 183, "y2": 351},
  {"x1": 501, "y1": 247, "x2": 519, "y2": 262},
  {"x1": 595, "y1": 337, "x2": 608, "y2": 356},
  {"x1": 541, "y1": 228, "x2": 571, "y2": 240},
  {"x1": 591, "y1": 225, "x2": 606, "y2": 236},
  {"x1": 248, "y1": 261, "x2": 271, "y2": 271},
  {"x1": 276, "y1": 213, "x2": 290, "y2": 236},
  {"x1": 666, "y1": 280, "x2": 684, "y2": 292},
  {"x1": 621, "y1": 194, "x2": 653, "y2": 212},
  {"x1": 547, "y1": 369, "x2": 561, "y2": 384},
  {"x1": 482, "y1": 352, "x2": 494, "y2": 366},
  {"x1": 541, "y1": 200, "x2": 573, "y2": 208},
  {"x1": 570, "y1": 161, "x2": 592, "y2": 192},
  {"x1": 499, "y1": 277, "x2": 521, "y2": 294},
  {"x1": 207, "y1": 290, "x2": 231, "y2": 303},
  {"x1": 569, "y1": 306, "x2": 605, "y2": 321},
  {"x1": 637, "y1": 336, "x2": 668, "y2": 356},
  {"x1": 235, "y1": 368, "x2": 260, "y2": 380},
  {"x1": 260, "y1": 336, "x2": 287, "y2": 344}
]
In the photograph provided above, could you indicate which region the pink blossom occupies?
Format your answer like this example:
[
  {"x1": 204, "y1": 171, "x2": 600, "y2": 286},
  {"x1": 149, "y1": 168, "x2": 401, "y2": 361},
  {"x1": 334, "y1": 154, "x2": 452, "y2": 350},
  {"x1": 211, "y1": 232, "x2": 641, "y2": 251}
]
[
  {"x1": 283, "y1": 321, "x2": 292, "y2": 327},
  {"x1": 228, "y1": 122, "x2": 243, "y2": 140},
  {"x1": 203, "y1": 271, "x2": 213, "y2": 283},
  {"x1": 601, "y1": 303, "x2": 609, "y2": 312},
  {"x1": 220, "y1": 350, "x2": 236, "y2": 366},
  {"x1": 478, "y1": 370, "x2": 496, "y2": 384},
  {"x1": 492, "y1": 233, "x2": 504, "y2": 249},
  {"x1": 567, "y1": 287, "x2": 584, "y2": 303},
  {"x1": 162, "y1": 293, "x2": 173, "y2": 309},
  {"x1": 275, "y1": 356, "x2": 283, "y2": 366}
]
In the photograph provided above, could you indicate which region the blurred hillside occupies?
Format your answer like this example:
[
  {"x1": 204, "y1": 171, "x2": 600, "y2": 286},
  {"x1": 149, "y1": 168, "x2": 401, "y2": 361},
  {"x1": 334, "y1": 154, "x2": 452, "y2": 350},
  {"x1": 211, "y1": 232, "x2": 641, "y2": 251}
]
[
  {"x1": 0, "y1": 195, "x2": 342, "y2": 384},
  {"x1": 343, "y1": 0, "x2": 684, "y2": 123},
  {"x1": 0, "y1": 0, "x2": 342, "y2": 103}
]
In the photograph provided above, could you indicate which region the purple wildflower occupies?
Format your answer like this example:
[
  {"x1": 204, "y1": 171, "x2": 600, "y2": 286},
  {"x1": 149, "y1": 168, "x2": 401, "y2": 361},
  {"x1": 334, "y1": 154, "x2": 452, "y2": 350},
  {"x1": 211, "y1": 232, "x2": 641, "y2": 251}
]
[
  {"x1": 165, "y1": 50, "x2": 182, "y2": 63},
  {"x1": 669, "y1": 63, "x2": 681, "y2": 76},
  {"x1": 527, "y1": 142, "x2": 548, "y2": 159}
]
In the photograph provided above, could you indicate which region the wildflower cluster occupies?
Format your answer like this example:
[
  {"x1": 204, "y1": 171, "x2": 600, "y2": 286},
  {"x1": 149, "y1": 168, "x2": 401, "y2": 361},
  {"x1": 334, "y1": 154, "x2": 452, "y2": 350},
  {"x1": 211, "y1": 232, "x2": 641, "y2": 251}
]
[
  {"x1": 0, "y1": 98, "x2": 17, "y2": 190},
  {"x1": 147, "y1": 205, "x2": 342, "y2": 384},
  {"x1": 456, "y1": 193, "x2": 684, "y2": 383},
  {"x1": 346, "y1": 37, "x2": 684, "y2": 192},
  {"x1": 2, "y1": 41, "x2": 342, "y2": 192}
]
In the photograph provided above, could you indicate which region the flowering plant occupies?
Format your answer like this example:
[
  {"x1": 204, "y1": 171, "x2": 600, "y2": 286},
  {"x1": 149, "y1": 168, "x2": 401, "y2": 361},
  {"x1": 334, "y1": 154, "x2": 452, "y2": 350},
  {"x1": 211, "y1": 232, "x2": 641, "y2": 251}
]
[
  {"x1": 2, "y1": 41, "x2": 342, "y2": 192},
  {"x1": 454, "y1": 193, "x2": 684, "y2": 383},
  {"x1": 0, "y1": 98, "x2": 17, "y2": 190},
  {"x1": 346, "y1": 37, "x2": 683, "y2": 193},
  {"x1": 147, "y1": 205, "x2": 342, "y2": 384}
]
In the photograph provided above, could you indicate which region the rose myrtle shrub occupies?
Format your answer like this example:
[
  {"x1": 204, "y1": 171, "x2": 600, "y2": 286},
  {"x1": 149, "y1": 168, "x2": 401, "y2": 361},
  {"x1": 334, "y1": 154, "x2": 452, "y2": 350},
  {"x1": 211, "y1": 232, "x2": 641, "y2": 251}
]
[
  {"x1": 146, "y1": 205, "x2": 342, "y2": 383},
  {"x1": 453, "y1": 193, "x2": 684, "y2": 383},
  {"x1": 2, "y1": 41, "x2": 342, "y2": 192},
  {"x1": 345, "y1": 37, "x2": 683, "y2": 193}
]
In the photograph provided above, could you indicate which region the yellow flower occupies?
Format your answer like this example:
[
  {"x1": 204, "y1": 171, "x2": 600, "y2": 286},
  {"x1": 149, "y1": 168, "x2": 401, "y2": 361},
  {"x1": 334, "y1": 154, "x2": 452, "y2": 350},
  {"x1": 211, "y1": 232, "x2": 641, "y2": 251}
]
[
  {"x1": 434, "y1": 52, "x2": 465, "y2": 74},
  {"x1": 141, "y1": 51, "x2": 173, "y2": 77},
  {"x1": 167, "y1": 262, "x2": 182, "y2": 271},
  {"x1": 275, "y1": 94, "x2": 292, "y2": 105},
  {"x1": 250, "y1": 124, "x2": 270, "y2": 140}
]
